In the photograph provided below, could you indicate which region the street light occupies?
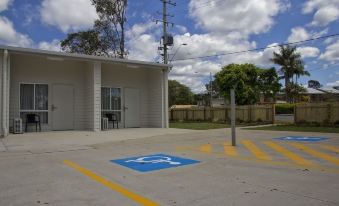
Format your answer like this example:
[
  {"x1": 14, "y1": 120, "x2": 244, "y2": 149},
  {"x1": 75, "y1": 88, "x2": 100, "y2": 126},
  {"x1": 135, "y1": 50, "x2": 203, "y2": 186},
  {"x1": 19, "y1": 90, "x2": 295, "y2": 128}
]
[{"x1": 169, "y1": 43, "x2": 187, "y2": 63}]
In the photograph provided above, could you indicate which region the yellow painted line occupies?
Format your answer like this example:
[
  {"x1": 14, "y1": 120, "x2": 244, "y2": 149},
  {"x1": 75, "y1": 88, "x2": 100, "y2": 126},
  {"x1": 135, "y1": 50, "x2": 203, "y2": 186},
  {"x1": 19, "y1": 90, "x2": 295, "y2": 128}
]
[
  {"x1": 176, "y1": 145, "x2": 339, "y2": 174},
  {"x1": 320, "y1": 145, "x2": 339, "y2": 153},
  {"x1": 199, "y1": 144, "x2": 212, "y2": 153},
  {"x1": 290, "y1": 143, "x2": 339, "y2": 166},
  {"x1": 264, "y1": 141, "x2": 314, "y2": 166},
  {"x1": 241, "y1": 140, "x2": 272, "y2": 161},
  {"x1": 64, "y1": 160, "x2": 159, "y2": 206},
  {"x1": 224, "y1": 142, "x2": 238, "y2": 156}
]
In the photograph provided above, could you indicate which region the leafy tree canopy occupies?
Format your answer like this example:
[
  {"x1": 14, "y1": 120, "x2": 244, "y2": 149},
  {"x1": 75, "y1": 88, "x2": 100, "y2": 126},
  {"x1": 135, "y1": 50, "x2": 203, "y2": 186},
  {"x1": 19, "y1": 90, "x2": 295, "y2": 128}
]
[
  {"x1": 61, "y1": 0, "x2": 127, "y2": 58},
  {"x1": 169, "y1": 80, "x2": 195, "y2": 107},
  {"x1": 215, "y1": 64, "x2": 281, "y2": 105}
]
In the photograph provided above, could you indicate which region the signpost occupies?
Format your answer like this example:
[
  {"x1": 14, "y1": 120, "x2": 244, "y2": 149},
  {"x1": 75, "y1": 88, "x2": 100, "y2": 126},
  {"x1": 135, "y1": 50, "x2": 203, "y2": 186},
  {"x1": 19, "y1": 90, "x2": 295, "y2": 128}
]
[{"x1": 231, "y1": 89, "x2": 236, "y2": 146}]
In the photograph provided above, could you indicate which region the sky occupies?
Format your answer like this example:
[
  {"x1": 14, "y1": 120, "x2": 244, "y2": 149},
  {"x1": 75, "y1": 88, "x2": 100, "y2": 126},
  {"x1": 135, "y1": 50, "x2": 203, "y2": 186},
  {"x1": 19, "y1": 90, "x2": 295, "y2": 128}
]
[{"x1": 0, "y1": 0, "x2": 339, "y2": 93}]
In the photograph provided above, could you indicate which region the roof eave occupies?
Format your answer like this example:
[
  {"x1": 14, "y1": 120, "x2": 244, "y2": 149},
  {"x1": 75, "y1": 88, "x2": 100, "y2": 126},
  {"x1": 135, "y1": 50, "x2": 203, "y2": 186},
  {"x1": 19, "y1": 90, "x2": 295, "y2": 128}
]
[{"x1": 0, "y1": 45, "x2": 171, "y2": 69}]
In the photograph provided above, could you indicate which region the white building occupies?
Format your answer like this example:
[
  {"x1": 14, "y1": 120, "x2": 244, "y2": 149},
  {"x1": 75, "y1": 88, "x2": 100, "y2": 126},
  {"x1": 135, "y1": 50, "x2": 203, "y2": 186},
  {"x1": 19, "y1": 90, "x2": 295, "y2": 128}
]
[{"x1": 0, "y1": 46, "x2": 170, "y2": 137}]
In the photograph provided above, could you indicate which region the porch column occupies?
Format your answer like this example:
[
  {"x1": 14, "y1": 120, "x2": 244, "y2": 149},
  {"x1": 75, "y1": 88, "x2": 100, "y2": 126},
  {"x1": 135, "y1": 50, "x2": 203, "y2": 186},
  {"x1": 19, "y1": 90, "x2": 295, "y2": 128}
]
[
  {"x1": 85, "y1": 61, "x2": 101, "y2": 132},
  {"x1": 162, "y1": 68, "x2": 169, "y2": 128},
  {"x1": 1, "y1": 50, "x2": 10, "y2": 137},
  {"x1": 93, "y1": 62, "x2": 101, "y2": 131}
]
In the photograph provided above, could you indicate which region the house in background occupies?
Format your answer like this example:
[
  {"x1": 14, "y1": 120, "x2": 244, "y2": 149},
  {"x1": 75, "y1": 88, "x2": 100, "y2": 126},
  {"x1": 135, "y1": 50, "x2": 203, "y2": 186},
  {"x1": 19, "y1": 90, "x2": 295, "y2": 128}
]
[
  {"x1": 300, "y1": 87, "x2": 325, "y2": 103},
  {"x1": 0, "y1": 46, "x2": 170, "y2": 137}
]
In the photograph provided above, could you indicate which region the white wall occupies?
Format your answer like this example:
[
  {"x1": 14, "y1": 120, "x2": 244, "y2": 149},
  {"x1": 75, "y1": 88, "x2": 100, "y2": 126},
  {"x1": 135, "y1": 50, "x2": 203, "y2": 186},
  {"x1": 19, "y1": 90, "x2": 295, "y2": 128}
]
[
  {"x1": 9, "y1": 54, "x2": 88, "y2": 131},
  {"x1": 102, "y1": 64, "x2": 164, "y2": 128}
]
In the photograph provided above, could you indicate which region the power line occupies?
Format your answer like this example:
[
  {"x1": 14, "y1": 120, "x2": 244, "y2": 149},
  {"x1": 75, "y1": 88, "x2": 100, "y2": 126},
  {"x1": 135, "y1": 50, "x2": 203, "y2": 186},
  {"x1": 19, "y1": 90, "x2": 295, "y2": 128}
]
[
  {"x1": 170, "y1": 0, "x2": 224, "y2": 13},
  {"x1": 172, "y1": 33, "x2": 339, "y2": 61}
]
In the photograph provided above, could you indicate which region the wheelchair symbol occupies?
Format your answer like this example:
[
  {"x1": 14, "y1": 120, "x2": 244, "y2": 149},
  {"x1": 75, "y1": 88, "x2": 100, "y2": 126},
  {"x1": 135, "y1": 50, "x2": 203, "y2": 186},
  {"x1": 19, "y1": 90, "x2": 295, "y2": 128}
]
[{"x1": 125, "y1": 156, "x2": 181, "y2": 165}]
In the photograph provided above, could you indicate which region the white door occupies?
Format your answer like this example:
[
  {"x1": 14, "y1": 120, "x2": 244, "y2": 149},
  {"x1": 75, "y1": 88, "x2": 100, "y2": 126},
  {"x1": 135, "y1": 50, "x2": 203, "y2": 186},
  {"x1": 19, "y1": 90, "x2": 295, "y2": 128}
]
[
  {"x1": 52, "y1": 84, "x2": 74, "y2": 130},
  {"x1": 124, "y1": 88, "x2": 140, "y2": 128}
]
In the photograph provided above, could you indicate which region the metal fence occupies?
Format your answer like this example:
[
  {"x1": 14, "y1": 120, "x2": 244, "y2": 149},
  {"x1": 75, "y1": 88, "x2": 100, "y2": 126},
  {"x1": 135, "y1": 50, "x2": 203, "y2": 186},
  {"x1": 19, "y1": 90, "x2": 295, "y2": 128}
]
[
  {"x1": 169, "y1": 105, "x2": 275, "y2": 123},
  {"x1": 295, "y1": 103, "x2": 339, "y2": 125}
]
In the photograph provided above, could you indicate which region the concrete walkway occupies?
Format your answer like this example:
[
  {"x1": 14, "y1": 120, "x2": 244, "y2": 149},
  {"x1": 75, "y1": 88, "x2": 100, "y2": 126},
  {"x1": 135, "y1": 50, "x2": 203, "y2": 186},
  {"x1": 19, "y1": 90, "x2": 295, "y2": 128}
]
[{"x1": 1, "y1": 128, "x2": 196, "y2": 153}]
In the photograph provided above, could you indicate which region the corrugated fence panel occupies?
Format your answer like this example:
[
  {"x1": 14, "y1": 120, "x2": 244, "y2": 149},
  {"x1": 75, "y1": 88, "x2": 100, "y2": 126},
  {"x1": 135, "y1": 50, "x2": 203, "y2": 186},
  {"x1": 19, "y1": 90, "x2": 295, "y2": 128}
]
[
  {"x1": 170, "y1": 105, "x2": 274, "y2": 123},
  {"x1": 295, "y1": 103, "x2": 339, "y2": 124}
]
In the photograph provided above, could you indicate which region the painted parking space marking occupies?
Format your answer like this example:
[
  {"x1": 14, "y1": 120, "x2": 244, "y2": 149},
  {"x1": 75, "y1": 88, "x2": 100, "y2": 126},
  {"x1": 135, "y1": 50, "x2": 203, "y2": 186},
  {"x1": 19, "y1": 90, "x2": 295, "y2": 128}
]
[
  {"x1": 241, "y1": 140, "x2": 272, "y2": 161},
  {"x1": 199, "y1": 144, "x2": 212, "y2": 153},
  {"x1": 63, "y1": 160, "x2": 159, "y2": 206},
  {"x1": 276, "y1": 136, "x2": 328, "y2": 142},
  {"x1": 320, "y1": 145, "x2": 339, "y2": 153},
  {"x1": 111, "y1": 154, "x2": 200, "y2": 172},
  {"x1": 224, "y1": 142, "x2": 238, "y2": 156},
  {"x1": 264, "y1": 141, "x2": 314, "y2": 166},
  {"x1": 289, "y1": 143, "x2": 339, "y2": 166}
]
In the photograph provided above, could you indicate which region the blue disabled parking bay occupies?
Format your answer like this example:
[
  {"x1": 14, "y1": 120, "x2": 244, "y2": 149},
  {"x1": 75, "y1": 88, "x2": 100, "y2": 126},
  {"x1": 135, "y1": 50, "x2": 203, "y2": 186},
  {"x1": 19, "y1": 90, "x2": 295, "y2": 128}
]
[
  {"x1": 275, "y1": 136, "x2": 328, "y2": 142},
  {"x1": 111, "y1": 154, "x2": 200, "y2": 172}
]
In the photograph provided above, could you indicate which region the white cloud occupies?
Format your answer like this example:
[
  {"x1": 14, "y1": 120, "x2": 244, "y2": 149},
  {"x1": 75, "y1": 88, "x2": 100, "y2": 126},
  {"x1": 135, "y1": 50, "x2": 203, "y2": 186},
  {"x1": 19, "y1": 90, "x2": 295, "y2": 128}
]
[
  {"x1": 303, "y1": 0, "x2": 339, "y2": 26},
  {"x1": 0, "y1": 0, "x2": 13, "y2": 12},
  {"x1": 172, "y1": 32, "x2": 255, "y2": 61},
  {"x1": 296, "y1": 46, "x2": 320, "y2": 58},
  {"x1": 287, "y1": 27, "x2": 328, "y2": 42},
  {"x1": 0, "y1": 16, "x2": 33, "y2": 47},
  {"x1": 127, "y1": 34, "x2": 159, "y2": 62},
  {"x1": 320, "y1": 40, "x2": 339, "y2": 62},
  {"x1": 288, "y1": 27, "x2": 310, "y2": 42},
  {"x1": 189, "y1": 0, "x2": 289, "y2": 36},
  {"x1": 170, "y1": 60, "x2": 221, "y2": 93},
  {"x1": 327, "y1": 80, "x2": 339, "y2": 86},
  {"x1": 38, "y1": 39, "x2": 61, "y2": 51},
  {"x1": 40, "y1": 0, "x2": 98, "y2": 33}
]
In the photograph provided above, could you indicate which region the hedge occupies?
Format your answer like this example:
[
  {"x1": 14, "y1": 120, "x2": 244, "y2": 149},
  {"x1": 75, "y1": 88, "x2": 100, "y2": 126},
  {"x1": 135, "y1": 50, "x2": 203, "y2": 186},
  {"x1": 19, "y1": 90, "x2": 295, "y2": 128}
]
[{"x1": 275, "y1": 104, "x2": 295, "y2": 114}]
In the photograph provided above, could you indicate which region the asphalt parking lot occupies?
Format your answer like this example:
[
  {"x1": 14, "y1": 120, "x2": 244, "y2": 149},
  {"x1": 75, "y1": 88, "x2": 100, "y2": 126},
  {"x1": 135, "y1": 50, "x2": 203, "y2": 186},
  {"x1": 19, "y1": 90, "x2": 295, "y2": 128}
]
[{"x1": 0, "y1": 128, "x2": 338, "y2": 206}]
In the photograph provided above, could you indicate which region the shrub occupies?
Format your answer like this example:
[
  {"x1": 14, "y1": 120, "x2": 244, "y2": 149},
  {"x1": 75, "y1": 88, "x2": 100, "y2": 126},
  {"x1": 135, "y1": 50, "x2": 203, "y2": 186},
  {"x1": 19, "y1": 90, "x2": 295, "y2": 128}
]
[{"x1": 275, "y1": 103, "x2": 295, "y2": 114}]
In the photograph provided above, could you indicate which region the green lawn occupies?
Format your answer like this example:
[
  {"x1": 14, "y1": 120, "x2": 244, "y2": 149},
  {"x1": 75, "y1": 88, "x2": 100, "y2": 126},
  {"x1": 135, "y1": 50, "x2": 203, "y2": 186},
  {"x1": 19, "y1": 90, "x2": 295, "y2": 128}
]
[
  {"x1": 246, "y1": 125, "x2": 339, "y2": 133},
  {"x1": 170, "y1": 122, "x2": 230, "y2": 130}
]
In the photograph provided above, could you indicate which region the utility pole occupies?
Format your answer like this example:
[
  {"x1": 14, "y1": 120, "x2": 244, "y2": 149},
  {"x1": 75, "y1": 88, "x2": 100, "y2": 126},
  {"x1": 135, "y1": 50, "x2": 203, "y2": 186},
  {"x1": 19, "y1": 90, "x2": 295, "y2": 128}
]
[{"x1": 156, "y1": 0, "x2": 176, "y2": 64}]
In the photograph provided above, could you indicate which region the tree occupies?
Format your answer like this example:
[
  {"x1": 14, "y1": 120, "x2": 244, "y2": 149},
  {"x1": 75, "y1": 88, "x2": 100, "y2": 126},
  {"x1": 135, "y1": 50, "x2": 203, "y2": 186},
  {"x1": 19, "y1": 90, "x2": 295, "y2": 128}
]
[
  {"x1": 270, "y1": 45, "x2": 309, "y2": 102},
  {"x1": 308, "y1": 80, "x2": 322, "y2": 89},
  {"x1": 61, "y1": 0, "x2": 127, "y2": 58},
  {"x1": 215, "y1": 64, "x2": 281, "y2": 105},
  {"x1": 169, "y1": 80, "x2": 194, "y2": 106},
  {"x1": 61, "y1": 30, "x2": 108, "y2": 56}
]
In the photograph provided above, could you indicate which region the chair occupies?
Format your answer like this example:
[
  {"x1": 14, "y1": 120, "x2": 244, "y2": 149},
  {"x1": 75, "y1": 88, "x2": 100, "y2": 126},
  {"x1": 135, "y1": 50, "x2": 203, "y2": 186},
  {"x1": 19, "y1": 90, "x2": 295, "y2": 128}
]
[
  {"x1": 105, "y1": 113, "x2": 119, "y2": 129},
  {"x1": 25, "y1": 114, "x2": 41, "y2": 132}
]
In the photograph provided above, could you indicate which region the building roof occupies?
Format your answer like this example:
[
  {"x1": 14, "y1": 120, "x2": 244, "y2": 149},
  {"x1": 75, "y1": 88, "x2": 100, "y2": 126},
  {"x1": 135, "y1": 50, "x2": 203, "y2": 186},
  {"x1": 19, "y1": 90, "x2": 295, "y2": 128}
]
[
  {"x1": 318, "y1": 87, "x2": 339, "y2": 94},
  {"x1": 0, "y1": 45, "x2": 170, "y2": 69},
  {"x1": 302, "y1": 87, "x2": 325, "y2": 94}
]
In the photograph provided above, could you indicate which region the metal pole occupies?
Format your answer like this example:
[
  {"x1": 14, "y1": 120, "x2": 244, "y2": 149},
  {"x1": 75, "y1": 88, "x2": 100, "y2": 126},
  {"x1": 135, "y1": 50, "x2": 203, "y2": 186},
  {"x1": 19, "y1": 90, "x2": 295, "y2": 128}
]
[
  {"x1": 210, "y1": 72, "x2": 212, "y2": 107},
  {"x1": 163, "y1": 0, "x2": 168, "y2": 64},
  {"x1": 231, "y1": 89, "x2": 236, "y2": 146}
]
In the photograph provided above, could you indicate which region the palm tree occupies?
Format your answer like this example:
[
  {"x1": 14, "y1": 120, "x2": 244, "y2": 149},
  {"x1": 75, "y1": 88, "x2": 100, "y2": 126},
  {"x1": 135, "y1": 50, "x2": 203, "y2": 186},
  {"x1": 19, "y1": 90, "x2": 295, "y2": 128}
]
[{"x1": 270, "y1": 45, "x2": 308, "y2": 102}]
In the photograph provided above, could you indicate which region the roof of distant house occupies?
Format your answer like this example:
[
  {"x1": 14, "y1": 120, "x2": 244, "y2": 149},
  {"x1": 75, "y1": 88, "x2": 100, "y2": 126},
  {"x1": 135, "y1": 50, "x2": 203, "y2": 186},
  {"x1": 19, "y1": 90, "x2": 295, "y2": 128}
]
[
  {"x1": 302, "y1": 87, "x2": 325, "y2": 94},
  {"x1": 318, "y1": 87, "x2": 339, "y2": 94},
  {"x1": 170, "y1": 105, "x2": 197, "y2": 109}
]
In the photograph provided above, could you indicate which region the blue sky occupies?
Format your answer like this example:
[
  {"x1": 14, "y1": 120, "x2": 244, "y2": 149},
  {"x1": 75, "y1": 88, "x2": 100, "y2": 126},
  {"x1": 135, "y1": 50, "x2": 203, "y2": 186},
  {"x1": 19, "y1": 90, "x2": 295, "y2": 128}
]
[{"x1": 0, "y1": 0, "x2": 339, "y2": 92}]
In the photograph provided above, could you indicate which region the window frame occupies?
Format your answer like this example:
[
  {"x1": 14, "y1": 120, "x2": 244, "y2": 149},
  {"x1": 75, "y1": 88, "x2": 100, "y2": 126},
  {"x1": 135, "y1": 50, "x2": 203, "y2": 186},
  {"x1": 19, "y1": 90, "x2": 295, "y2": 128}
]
[
  {"x1": 101, "y1": 86, "x2": 123, "y2": 122},
  {"x1": 19, "y1": 83, "x2": 49, "y2": 123}
]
